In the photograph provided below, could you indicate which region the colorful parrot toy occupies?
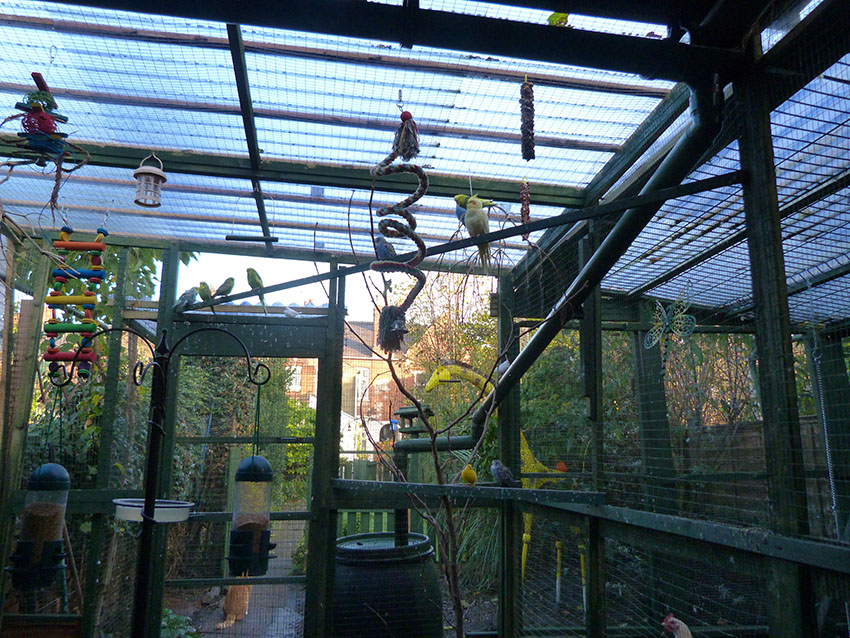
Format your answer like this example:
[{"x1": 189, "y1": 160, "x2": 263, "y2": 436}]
[
  {"x1": 43, "y1": 226, "x2": 109, "y2": 380},
  {"x1": 1, "y1": 72, "x2": 88, "y2": 215},
  {"x1": 370, "y1": 109, "x2": 429, "y2": 353}
]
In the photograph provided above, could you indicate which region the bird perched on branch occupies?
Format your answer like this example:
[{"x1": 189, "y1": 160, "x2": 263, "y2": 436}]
[
  {"x1": 464, "y1": 196, "x2": 491, "y2": 267},
  {"x1": 213, "y1": 277, "x2": 234, "y2": 299},
  {"x1": 461, "y1": 464, "x2": 477, "y2": 486},
  {"x1": 199, "y1": 281, "x2": 215, "y2": 315},
  {"x1": 453, "y1": 193, "x2": 495, "y2": 222},
  {"x1": 374, "y1": 235, "x2": 397, "y2": 261},
  {"x1": 173, "y1": 287, "x2": 197, "y2": 313},
  {"x1": 662, "y1": 614, "x2": 692, "y2": 638},
  {"x1": 491, "y1": 460, "x2": 522, "y2": 488},
  {"x1": 246, "y1": 268, "x2": 266, "y2": 314}
]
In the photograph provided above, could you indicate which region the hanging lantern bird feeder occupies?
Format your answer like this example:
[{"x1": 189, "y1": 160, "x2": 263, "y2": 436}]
[
  {"x1": 227, "y1": 455, "x2": 276, "y2": 577},
  {"x1": 133, "y1": 153, "x2": 167, "y2": 207},
  {"x1": 6, "y1": 463, "x2": 70, "y2": 590}
]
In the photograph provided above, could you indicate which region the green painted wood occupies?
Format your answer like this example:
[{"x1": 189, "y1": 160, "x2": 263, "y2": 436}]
[
  {"x1": 166, "y1": 575, "x2": 307, "y2": 587},
  {"x1": 737, "y1": 57, "x2": 815, "y2": 638},
  {"x1": 579, "y1": 232, "x2": 604, "y2": 490},
  {"x1": 330, "y1": 479, "x2": 606, "y2": 509},
  {"x1": 174, "y1": 435, "x2": 315, "y2": 445},
  {"x1": 169, "y1": 320, "x2": 327, "y2": 358},
  {"x1": 496, "y1": 272, "x2": 521, "y2": 638},
  {"x1": 631, "y1": 301, "x2": 676, "y2": 514},
  {"x1": 529, "y1": 501, "x2": 850, "y2": 577},
  {"x1": 35, "y1": 0, "x2": 743, "y2": 82},
  {"x1": 304, "y1": 263, "x2": 344, "y2": 638},
  {"x1": 0, "y1": 135, "x2": 583, "y2": 208},
  {"x1": 584, "y1": 517, "x2": 606, "y2": 638},
  {"x1": 578, "y1": 232, "x2": 606, "y2": 638},
  {"x1": 10, "y1": 488, "x2": 143, "y2": 515},
  {"x1": 805, "y1": 333, "x2": 850, "y2": 541},
  {"x1": 184, "y1": 510, "x2": 311, "y2": 523},
  {"x1": 0, "y1": 250, "x2": 49, "y2": 624}
]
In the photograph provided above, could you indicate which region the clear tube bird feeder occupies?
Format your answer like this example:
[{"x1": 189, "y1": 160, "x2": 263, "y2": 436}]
[
  {"x1": 133, "y1": 153, "x2": 167, "y2": 207},
  {"x1": 227, "y1": 455, "x2": 276, "y2": 576},
  {"x1": 8, "y1": 463, "x2": 70, "y2": 589}
]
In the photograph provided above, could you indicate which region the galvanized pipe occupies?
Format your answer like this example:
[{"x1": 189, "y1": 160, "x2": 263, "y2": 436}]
[{"x1": 471, "y1": 79, "x2": 724, "y2": 430}]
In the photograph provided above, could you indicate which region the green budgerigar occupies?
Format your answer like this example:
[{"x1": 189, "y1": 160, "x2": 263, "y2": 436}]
[
  {"x1": 246, "y1": 268, "x2": 267, "y2": 314},
  {"x1": 213, "y1": 277, "x2": 235, "y2": 298},
  {"x1": 199, "y1": 281, "x2": 216, "y2": 315}
]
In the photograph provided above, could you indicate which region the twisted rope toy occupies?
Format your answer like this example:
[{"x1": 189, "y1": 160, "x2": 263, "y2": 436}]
[{"x1": 370, "y1": 111, "x2": 428, "y2": 352}]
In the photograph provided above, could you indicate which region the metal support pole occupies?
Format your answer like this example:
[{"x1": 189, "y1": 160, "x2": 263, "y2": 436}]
[{"x1": 130, "y1": 331, "x2": 170, "y2": 638}]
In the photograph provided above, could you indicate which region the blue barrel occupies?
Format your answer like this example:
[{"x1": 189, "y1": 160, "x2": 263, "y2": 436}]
[{"x1": 333, "y1": 532, "x2": 443, "y2": 637}]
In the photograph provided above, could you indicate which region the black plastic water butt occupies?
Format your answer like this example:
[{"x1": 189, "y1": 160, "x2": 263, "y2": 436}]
[{"x1": 333, "y1": 532, "x2": 443, "y2": 637}]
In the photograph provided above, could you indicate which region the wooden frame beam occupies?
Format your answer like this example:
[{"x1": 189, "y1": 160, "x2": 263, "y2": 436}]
[
  {"x1": 0, "y1": 134, "x2": 584, "y2": 207},
  {"x1": 38, "y1": 0, "x2": 744, "y2": 82},
  {"x1": 226, "y1": 23, "x2": 275, "y2": 251},
  {"x1": 0, "y1": 12, "x2": 670, "y2": 97}
]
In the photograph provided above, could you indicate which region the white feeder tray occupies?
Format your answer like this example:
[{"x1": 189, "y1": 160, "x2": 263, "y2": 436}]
[{"x1": 113, "y1": 498, "x2": 194, "y2": 523}]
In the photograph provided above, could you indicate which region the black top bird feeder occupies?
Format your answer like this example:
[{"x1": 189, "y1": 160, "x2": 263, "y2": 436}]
[
  {"x1": 7, "y1": 463, "x2": 70, "y2": 589},
  {"x1": 227, "y1": 455, "x2": 276, "y2": 576}
]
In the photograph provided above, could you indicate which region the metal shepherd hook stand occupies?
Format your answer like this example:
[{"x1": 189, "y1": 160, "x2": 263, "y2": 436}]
[{"x1": 50, "y1": 326, "x2": 270, "y2": 638}]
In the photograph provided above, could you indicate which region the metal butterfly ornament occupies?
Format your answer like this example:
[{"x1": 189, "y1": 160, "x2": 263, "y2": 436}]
[{"x1": 643, "y1": 289, "x2": 696, "y2": 378}]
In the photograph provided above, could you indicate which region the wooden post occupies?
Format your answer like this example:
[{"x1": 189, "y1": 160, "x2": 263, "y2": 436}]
[
  {"x1": 804, "y1": 331, "x2": 850, "y2": 635},
  {"x1": 804, "y1": 332, "x2": 850, "y2": 540},
  {"x1": 0, "y1": 249, "x2": 49, "y2": 624},
  {"x1": 497, "y1": 272, "x2": 521, "y2": 638},
  {"x1": 737, "y1": 61, "x2": 814, "y2": 637},
  {"x1": 631, "y1": 301, "x2": 676, "y2": 514},
  {"x1": 304, "y1": 263, "x2": 344, "y2": 637},
  {"x1": 579, "y1": 230, "x2": 604, "y2": 490},
  {"x1": 579, "y1": 231, "x2": 605, "y2": 637},
  {"x1": 82, "y1": 247, "x2": 129, "y2": 638}
]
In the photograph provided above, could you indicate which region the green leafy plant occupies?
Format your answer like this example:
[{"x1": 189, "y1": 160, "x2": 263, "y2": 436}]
[{"x1": 160, "y1": 608, "x2": 199, "y2": 638}]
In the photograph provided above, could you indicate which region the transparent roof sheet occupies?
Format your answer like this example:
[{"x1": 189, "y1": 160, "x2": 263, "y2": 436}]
[
  {"x1": 1, "y1": 0, "x2": 847, "y2": 321},
  {"x1": 601, "y1": 53, "x2": 850, "y2": 324}
]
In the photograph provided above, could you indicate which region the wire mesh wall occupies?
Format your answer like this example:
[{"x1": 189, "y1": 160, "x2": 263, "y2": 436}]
[{"x1": 157, "y1": 355, "x2": 313, "y2": 637}]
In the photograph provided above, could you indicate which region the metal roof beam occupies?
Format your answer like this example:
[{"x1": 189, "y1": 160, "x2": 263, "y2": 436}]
[
  {"x1": 226, "y1": 22, "x2": 274, "y2": 252},
  {"x1": 41, "y1": 0, "x2": 743, "y2": 82},
  {"x1": 0, "y1": 13, "x2": 670, "y2": 98},
  {"x1": 0, "y1": 134, "x2": 585, "y2": 207}
]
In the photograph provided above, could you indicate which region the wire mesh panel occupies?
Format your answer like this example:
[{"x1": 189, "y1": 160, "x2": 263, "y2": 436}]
[
  {"x1": 602, "y1": 539, "x2": 767, "y2": 637},
  {"x1": 156, "y1": 355, "x2": 313, "y2": 636},
  {"x1": 519, "y1": 516, "x2": 586, "y2": 637}
]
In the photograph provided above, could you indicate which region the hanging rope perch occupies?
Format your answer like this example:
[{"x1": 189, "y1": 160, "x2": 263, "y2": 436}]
[
  {"x1": 520, "y1": 79, "x2": 535, "y2": 161},
  {"x1": 370, "y1": 110, "x2": 428, "y2": 353}
]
